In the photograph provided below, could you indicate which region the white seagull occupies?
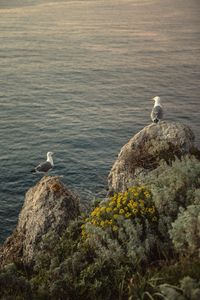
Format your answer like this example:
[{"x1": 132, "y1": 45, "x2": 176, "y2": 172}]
[
  {"x1": 31, "y1": 152, "x2": 54, "y2": 173},
  {"x1": 151, "y1": 96, "x2": 163, "y2": 123}
]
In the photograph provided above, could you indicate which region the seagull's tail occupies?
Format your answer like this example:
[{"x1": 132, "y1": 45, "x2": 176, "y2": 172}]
[
  {"x1": 153, "y1": 118, "x2": 159, "y2": 123},
  {"x1": 31, "y1": 169, "x2": 36, "y2": 173}
]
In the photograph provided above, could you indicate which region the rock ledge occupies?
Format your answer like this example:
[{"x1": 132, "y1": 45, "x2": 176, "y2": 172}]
[
  {"x1": 0, "y1": 176, "x2": 80, "y2": 267},
  {"x1": 108, "y1": 121, "x2": 196, "y2": 194}
]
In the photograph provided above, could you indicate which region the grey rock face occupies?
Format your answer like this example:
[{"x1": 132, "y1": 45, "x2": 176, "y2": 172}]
[
  {"x1": 0, "y1": 176, "x2": 80, "y2": 267},
  {"x1": 108, "y1": 121, "x2": 196, "y2": 195}
]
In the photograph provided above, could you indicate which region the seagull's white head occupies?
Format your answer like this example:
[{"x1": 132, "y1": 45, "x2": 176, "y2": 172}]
[
  {"x1": 152, "y1": 96, "x2": 161, "y2": 105},
  {"x1": 152, "y1": 96, "x2": 160, "y2": 102},
  {"x1": 47, "y1": 152, "x2": 54, "y2": 157},
  {"x1": 47, "y1": 152, "x2": 54, "y2": 165}
]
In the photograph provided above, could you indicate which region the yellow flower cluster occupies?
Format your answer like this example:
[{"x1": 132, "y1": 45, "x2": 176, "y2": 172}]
[{"x1": 81, "y1": 186, "x2": 157, "y2": 238}]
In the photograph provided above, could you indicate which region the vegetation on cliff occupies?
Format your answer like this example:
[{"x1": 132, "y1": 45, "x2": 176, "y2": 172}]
[{"x1": 0, "y1": 154, "x2": 200, "y2": 299}]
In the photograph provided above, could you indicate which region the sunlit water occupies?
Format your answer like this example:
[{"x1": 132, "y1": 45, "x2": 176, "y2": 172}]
[{"x1": 0, "y1": 0, "x2": 199, "y2": 243}]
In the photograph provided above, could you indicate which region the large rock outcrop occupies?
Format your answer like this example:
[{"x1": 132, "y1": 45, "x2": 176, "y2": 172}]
[
  {"x1": 108, "y1": 121, "x2": 196, "y2": 195},
  {"x1": 0, "y1": 176, "x2": 80, "y2": 267}
]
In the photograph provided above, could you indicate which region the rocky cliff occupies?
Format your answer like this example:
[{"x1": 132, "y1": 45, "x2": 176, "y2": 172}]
[
  {"x1": 0, "y1": 176, "x2": 80, "y2": 267},
  {"x1": 108, "y1": 121, "x2": 196, "y2": 195},
  {"x1": 0, "y1": 121, "x2": 198, "y2": 268}
]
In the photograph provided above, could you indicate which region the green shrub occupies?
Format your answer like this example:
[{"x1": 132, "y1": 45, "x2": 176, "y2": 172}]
[
  {"x1": 0, "y1": 263, "x2": 32, "y2": 299},
  {"x1": 129, "y1": 155, "x2": 200, "y2": 248},
  {"x1": 170, "y1": 205, "x2": 200, "y2": 255},
  {"x1": 32, "y1": 219, "x2": 131, "y2": 299},
  {"x1": 128, "y1": 257, "x2": 200, "y2": 300},
  {"x1": 82, "y1": 186, "x2": 158, "y2": 236},
  {"x1": 159, "y1": 276, "x2": 200, "y2": 300}
]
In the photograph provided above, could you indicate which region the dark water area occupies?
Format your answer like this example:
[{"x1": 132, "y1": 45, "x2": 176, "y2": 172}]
[{"x1": 0, "y1": 0, "x2": 199, "y2": 243}]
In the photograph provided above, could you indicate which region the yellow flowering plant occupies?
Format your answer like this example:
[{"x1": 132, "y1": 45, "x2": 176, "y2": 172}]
[{"x1": 82, "y1": 186, "x2": 158, "y2": 238}]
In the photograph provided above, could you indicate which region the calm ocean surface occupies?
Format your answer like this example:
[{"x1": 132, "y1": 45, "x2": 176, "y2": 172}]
[{"x1": 0, "y1": 0, "x2": 199, "y2": 243}]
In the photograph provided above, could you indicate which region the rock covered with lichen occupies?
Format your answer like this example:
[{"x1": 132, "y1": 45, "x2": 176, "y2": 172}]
[
  {"x1": 0, "y1": 176, "x2": 80, "y2": 267},
  {"x1": 108, "y1": 121, "x2": 196, "y2": 195}
]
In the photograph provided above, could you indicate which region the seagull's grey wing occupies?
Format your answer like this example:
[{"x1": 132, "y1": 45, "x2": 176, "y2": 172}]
[
  {"x1": 151, "y1": 105, "x2": 163, "y2": 122},
  {"x1": 35, "y1": 161, "x2": 52, "y2": 173}
]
